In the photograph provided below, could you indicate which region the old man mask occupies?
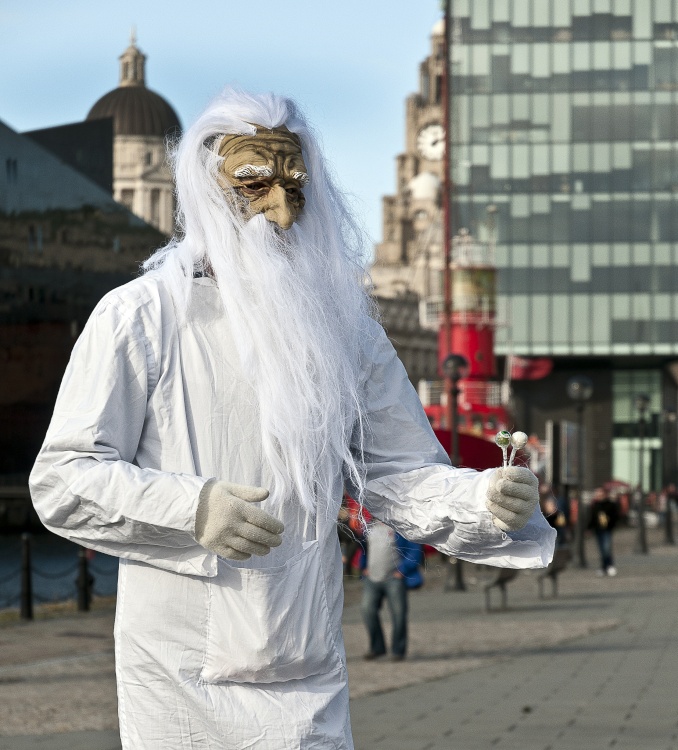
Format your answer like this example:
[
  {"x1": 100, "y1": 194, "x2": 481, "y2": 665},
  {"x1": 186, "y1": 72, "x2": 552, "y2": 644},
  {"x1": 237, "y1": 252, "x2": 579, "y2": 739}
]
[{"x1": 218, "y1": 126, "x2": 309, "y2": 230}]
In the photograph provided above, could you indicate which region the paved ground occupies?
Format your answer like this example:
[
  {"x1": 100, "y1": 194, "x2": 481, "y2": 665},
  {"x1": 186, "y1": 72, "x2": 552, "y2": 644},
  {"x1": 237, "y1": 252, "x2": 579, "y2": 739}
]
[
  {"x1": 350, "y1": 535, "x2": 678, "y2": 750},
  {"x1": 0, "y1": 526, "x2": 677, "y2": 749}
]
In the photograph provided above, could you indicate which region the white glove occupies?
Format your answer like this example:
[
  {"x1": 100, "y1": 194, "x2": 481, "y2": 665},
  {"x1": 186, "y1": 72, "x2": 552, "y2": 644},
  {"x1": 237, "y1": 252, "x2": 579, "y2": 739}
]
[
  {"x1": 195, "y1": 480, "x2": 284, "y2": 560},
  {"x1": 486, "y1": 466, "x2": 539, "y2": 532}
]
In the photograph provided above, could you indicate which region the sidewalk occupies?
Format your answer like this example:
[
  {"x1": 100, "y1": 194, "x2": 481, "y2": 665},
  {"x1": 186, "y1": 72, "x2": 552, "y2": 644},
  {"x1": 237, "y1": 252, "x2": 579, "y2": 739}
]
[
  {"x1": 0, "y1": 527, "x2": 676, "y2": 749},
  {"x1": 350, "y1": 528, "x2": 678, "y2": 750}
]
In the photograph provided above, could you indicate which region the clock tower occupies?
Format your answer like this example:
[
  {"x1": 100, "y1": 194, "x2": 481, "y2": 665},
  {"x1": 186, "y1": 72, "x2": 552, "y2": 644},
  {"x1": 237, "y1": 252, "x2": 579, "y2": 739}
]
[{"x1": 371, "y1": 18, "x2": 446, "y2": 308}]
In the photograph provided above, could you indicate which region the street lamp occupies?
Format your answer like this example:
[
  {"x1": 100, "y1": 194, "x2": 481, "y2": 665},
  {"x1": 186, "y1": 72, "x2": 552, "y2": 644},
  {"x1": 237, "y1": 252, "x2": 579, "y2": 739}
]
[
  {"x1": 443, "y1": 353, "x2": 469, "y2": 467},
  {"x1": 662, "y1": 409, "x2": 676, "y2": 546},
  {"x1": 567, "y1": 375, "x2": 594, "y2": 568},
  {"x1": 442, "y1": 352, "x2": 469, "y2": 592},
  {"x1": 635, "y1": 393, "x2": 651, "y2": 555}
]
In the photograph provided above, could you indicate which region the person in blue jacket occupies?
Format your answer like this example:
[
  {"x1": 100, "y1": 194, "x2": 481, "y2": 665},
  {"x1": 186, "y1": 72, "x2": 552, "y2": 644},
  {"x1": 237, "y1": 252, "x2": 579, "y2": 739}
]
[{"x1": 360, "y1": 520, "x2": 423, "y2": 661}]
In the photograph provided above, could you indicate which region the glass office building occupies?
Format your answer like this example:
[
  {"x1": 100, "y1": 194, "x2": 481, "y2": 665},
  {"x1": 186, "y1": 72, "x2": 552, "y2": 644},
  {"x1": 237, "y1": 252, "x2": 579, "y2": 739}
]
[{"x1": 449, "y1": 0, "x2": 678, "y2": 489}]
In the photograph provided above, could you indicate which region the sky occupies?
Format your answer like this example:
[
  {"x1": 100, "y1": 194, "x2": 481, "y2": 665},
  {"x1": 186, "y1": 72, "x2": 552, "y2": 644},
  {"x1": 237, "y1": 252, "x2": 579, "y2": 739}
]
[{"x1": 1, "y1": 0, "x2": 442, "y2": 257}]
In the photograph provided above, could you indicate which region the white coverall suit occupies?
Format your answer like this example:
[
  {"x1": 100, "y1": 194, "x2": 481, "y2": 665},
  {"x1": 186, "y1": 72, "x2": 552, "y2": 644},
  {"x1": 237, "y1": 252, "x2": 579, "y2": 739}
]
[{"x1": 30, "y1": 275, "x2": 555, "y2": 749}]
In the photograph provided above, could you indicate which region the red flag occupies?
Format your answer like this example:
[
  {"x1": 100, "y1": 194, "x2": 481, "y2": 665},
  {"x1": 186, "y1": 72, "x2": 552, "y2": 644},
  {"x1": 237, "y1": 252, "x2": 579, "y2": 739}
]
[{"x1": 510, "y1": 356, "x2": 553, "y2": 380}]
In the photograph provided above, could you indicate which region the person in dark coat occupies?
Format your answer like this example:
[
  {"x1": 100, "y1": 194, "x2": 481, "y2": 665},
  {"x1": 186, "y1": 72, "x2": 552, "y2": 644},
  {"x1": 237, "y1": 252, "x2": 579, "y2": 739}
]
[{"x1": 588, "y1": 487, "x2": 619, "y2": 576}]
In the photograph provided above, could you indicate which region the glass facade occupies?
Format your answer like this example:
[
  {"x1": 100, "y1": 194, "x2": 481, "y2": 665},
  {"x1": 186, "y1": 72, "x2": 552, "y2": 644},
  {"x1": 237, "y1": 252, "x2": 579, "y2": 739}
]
[
  {"x1": 612, "y1": 369, "x2": 663, "y2": 489},
  {"x1": 450, "y1": 0, "x2": 678, "y2": 356}
]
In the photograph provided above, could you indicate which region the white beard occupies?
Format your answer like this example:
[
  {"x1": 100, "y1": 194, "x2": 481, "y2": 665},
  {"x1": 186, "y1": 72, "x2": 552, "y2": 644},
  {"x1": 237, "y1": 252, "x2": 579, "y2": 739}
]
[
  {"x1": 141, "y1": 89, "x2": 378, "y2": 514},
  {"x1": 207, "y1": 212, "x2": 373, "y2": 515}
]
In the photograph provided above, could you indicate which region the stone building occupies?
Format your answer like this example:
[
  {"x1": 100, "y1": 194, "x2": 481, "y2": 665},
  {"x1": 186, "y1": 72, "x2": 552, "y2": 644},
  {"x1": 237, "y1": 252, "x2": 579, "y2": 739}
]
[
  {"x1": 370, "y1": 20, "x2": 447, "y2": 385},
  {"x1": 372, "y1": 19, "x2": 446, "y2": 310},
  {"x1": 86, "y1": 34, "x2": 181, "y2": 236},
  {"x1": 0, "y1": 119, "x2": 164, "y2": 511},
  {"x1": 372, "y1": 293, "x2": 438, "y2": 386}
]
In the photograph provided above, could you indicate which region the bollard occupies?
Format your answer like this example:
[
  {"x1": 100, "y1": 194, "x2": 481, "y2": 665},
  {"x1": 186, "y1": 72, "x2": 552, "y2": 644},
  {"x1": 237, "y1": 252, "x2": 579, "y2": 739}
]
[
  {"x1": 20, "y1": 533, "x2": 33, "y2": 621},
  {"x1": 77, "y1": 547, "x2": 91, "y2": 612},
  {"x1": 634, "y1": 488, "x2": 649, "y2": 554},
  {"x1": 665, "y1": 499, "x2": 675, "y2": 546}
]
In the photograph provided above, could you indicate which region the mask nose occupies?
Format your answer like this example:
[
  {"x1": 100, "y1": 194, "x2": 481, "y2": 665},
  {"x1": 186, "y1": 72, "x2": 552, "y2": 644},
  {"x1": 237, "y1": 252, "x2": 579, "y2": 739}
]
[{"x1": 264, "y1": 185, "x2": 297, "y2": 230}]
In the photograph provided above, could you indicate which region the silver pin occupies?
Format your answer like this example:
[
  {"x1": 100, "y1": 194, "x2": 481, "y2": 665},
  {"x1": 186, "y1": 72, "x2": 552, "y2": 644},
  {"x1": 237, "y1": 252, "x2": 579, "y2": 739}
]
[
  {"x1": 494, "y1": 430, "x2": 511, "y2": 468},
  {"x1": 509, "y1": 431, "x2": 528, "y2": 467}
]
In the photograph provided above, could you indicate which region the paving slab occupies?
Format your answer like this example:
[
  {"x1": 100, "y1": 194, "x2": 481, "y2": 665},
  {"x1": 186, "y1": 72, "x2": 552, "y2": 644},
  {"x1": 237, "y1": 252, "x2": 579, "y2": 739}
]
[
  {"x1": 0, "y1": 730, "x2": 121, "y2": 750},
  {"x1": 0, "y1": 527, "x2": 676, "y2": 749},
  {"x1": 351, "y1": 530, "x2": 678, "y2": 750}
]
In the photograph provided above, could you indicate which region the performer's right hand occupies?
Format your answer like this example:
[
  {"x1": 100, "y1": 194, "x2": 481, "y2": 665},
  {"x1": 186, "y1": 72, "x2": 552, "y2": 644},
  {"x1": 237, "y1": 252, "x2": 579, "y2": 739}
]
[{"x1": 195, "y1": 480, "x2": 284, "y2": 560}]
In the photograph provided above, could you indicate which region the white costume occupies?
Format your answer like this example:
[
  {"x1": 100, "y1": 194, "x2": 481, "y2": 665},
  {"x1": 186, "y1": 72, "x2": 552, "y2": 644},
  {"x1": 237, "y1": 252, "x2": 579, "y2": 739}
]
[
  {"x1": 30, "y1": 89, "x2": 555, "y2": 749},
  {"x1": 30, "y1": 276, "x2": 554, "y2": 749}
]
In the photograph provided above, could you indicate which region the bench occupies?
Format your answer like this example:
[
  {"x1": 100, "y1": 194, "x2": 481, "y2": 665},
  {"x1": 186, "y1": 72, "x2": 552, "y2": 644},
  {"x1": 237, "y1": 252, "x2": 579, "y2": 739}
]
[
  {"x1": 484, "y1": 568, "x2": 520, "y2": 611},
  {"x1": 537, "y1": 546, "x2": 572, "y2": 599}
]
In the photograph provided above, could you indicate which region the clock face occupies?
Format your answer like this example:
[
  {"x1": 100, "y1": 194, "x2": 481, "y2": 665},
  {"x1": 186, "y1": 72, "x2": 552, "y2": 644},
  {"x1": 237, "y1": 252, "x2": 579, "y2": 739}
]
[{"x1": 417, "y1": 123, "x2": 445, "y2": 161}]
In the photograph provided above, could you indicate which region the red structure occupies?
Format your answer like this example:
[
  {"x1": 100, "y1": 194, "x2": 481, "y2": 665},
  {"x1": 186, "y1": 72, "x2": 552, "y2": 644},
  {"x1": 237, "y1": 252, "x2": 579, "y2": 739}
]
[{"x1": 429, "y1": 229, "x2": 510, "y2": 457}]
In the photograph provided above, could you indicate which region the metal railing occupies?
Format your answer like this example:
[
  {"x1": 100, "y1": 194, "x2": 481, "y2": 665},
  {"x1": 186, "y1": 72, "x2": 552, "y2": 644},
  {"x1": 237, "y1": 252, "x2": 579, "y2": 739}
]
[
  {"x1": 0, "y1": 534, "x2": 118, "y2": 619},
  {"x1": 460, "y1": 381, "x2": 504, "y2": 408}
]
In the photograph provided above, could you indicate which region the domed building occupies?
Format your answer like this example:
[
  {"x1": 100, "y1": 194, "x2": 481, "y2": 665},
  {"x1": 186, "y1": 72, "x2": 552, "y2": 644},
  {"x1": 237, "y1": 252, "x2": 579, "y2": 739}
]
[{"x1": 86, "y1": 34, "x2": 181, "y2": 235}]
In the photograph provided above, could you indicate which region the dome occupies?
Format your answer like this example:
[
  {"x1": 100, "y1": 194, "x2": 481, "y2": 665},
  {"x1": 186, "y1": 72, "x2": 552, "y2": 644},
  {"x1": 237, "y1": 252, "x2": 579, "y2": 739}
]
[
  {"x1": 87, "y1": 86, "x2": 181, "y2": 137},
  {"x1": 432, "y1": 18, "x2": 445, "y2": 36},
  {"x1": 86, "y1": 35, "x2": 181, "y2": 138},
  {"x1": 407, "y1": 171, "x2": 440, "y2": 202}
]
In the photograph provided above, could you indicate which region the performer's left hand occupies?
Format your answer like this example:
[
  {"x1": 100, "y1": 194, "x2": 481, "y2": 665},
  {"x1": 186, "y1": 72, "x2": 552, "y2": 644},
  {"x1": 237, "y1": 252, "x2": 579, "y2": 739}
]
[{"x1": 485, "y1": 466, "x2": 539, "y2": 532}]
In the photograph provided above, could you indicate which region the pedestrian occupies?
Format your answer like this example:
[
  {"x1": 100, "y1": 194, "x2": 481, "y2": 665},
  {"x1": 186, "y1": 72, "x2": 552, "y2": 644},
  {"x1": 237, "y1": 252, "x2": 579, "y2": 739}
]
[
  {"x1": 29, "y1": 88, "x2": 554, "y2": 749},
  {"x1": 361, "y1": 520, "x2": 422, "y2": 661},
  {"x1": 588, "y1": 487, "x2": 619, "y2": 576},
  {"x1": 540, "y1": 483, "x2": 569, "y2": 548}
]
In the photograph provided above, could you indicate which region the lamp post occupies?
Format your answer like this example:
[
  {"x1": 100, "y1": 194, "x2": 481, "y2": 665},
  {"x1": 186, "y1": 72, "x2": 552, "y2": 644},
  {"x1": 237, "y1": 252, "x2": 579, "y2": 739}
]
[
  {"x1": 662, "y1": 409, "x2": 676, "y2": 546},
  {"x1": 635, "y1": 393, "x2": 650, "y2": 555},
  {"x1": 443, "y1": 352, "x2": 469, "y2": 592},
  {"x1": 567, "y1": 375, "x2": 594, "y2": 568}
]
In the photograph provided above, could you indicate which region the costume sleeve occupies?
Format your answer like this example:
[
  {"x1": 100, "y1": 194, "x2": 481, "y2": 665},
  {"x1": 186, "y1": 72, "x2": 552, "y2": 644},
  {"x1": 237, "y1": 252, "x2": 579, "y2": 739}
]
[
  {"x1": 358, "y1": 325, "x2": 555, "y2": 569},
  {"x1": 29, "y1": 295, "x2": 214, "y2": 578}
]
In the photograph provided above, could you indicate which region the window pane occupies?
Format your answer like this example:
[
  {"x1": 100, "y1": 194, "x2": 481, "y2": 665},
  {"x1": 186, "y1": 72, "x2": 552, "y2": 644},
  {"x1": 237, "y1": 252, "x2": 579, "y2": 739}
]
[
  {"x1": 611, "y1": 201, "x2": 632, "y2": 241},
  {"x1": 472, "y1": 96, "x2": 490, "y2": 127},
  {"x1": 493, "y1": 0, "x2": 509, "y2": 22},
  {"x1": 493, "y1": 94, "x2": 509, "y2": 124},
  {"x1": 572, "y1": 295, "x2": 591, "y2": 345},
  {"x1": 553, "y1": 95, "x2": 571, "y2": 141},
  {"x1": 492, "y1": 144, "x2": 510, "y2": 178},
  {"x1": 592, "y1": 295, "x2": 611, "y2": 343},
  {"x1": 511, "y1": 296, "x2": 530, "y2": 347},
  {"x1": 471, "y1": 0, "x2": 490, "y2": 29},
  {"x1": 532, "y1": 295, "x2": 549, "y2": 343},
  {"x1": 633, "y1": 0, "x2": 652, "y2": 38},
  {"x1": 631, "y1": 201, "x2": 651, "y2": 241},
  {"x1": 533, "y1": 44, "x2": 551, "y2": 78},
  {"x1": 552, "y1": 295, "x2": 570, "y2": 343}
]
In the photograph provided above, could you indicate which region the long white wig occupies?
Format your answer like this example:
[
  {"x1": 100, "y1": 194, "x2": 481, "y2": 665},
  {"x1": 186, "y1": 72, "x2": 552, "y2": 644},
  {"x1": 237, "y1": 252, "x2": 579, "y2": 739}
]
[{"x1": 143, "y1": 88, "x2": 376, "y2": 515}]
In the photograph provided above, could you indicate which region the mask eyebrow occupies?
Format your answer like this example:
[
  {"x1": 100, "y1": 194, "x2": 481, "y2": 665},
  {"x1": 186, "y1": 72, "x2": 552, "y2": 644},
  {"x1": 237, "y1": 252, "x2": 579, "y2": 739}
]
[
  {"x1": 233, "y1": 164, "x2": 274, "y2": 179},
  {"x1": 292, "y1": 172, "x2": 310, "y2": 186}
]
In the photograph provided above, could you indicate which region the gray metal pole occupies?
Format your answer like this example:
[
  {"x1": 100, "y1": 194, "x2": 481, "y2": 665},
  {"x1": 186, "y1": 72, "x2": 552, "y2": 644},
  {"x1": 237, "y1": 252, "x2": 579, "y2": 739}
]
[
  {"x1": 635, "y1": 414, "x2": 649, "y2": 554},
  {"x1": 665, "y1": 484, "x2": 675, "y2": 545},
  {"x1": 77, "y1": 547, "x2": 91, "y2": 612},
  {"x1": 575, "y1": 404, "x2": 587, "y2": 568},
  {"x1": 665, "y1": 498, "x2": 675, "y2": 545},
  {"x1": 451, "y1": 379, "x2": 465, "y2": 590},
  {"x1": 20, "y1": 533, "x2": 33, "y2": 621}
]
